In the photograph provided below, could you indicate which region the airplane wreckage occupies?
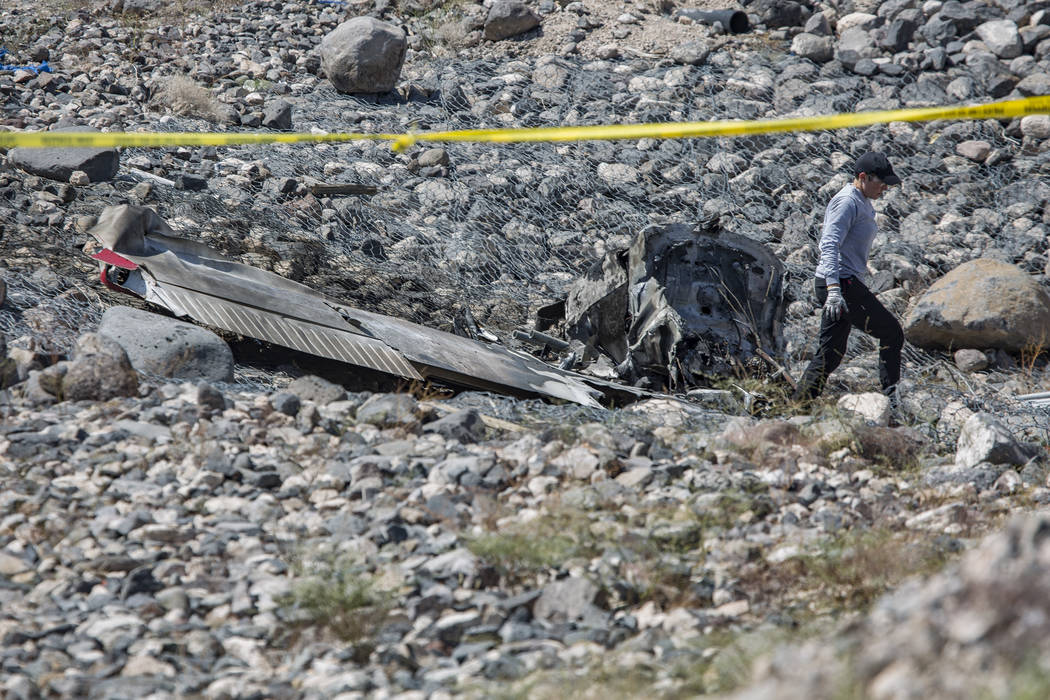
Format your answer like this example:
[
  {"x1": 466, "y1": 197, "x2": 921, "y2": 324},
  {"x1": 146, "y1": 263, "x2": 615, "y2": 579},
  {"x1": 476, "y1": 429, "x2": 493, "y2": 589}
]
[{"x1": 87, "y1": 205, "x2": 786, "y2": 407}]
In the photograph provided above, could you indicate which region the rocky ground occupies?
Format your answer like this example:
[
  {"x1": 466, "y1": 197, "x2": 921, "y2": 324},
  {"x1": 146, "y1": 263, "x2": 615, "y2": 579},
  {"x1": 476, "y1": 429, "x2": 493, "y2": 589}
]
[{"x1": 4, "y1": 0, "x2": 1050, "y2": 698}]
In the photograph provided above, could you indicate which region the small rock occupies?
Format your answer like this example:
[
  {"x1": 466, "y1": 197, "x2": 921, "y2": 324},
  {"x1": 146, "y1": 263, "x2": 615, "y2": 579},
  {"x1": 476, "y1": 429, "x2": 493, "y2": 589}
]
[
  {"x1": 0, "y1": 552, "x2": 30, "y2": 576},
  {"x1": 1021, "y1": 114, "x2": 1050, "y2": 140},
  {"x1": 976, "y1": 19, "x2": 1023, "y2": 59},
  {"x1": 954, "y1": 348, "x2": 988, "y2": 372},
  {"x1": 356, "y1": 392, "x2": 419, "y2": 427},
  {"x1": 262, "y1": 99, "x2": 293, "y2": 130},
  {"x1": 174, "y1": 173, "x2": 208, "y2": 191},
  {"x1": 837, "y1": 392, "x2": 891, "y2": 426},
  {"x1": 534, "y1": 576, "x2": 605, "y2": 624},
  {"x1": 671, "y1": 40, "x2": 710, "y2": 65},
  {"x1": 791, "y1": 33, "x2": 834, "y2": 62},
  {"x1": 956, "y1": 140, "x2": 991, "y2": 162},
  {"x1": 269, "y1": 391, "x2": 301, "y2": 416},
  {"x1": 422, "y1": 409, "x2": 485, "y2": 444},
  {"x1": 286, "y1": 375, "x2": 347, "y2": 405},
  {"x1": 485, "y1": 0, "x2": 541, "y2": 41},
  {"x1": 62, "y1": 333, "x2": 139, "y2": 401},
  {"x1": 196, "y1": 382, "x2": 227, "y2": 412},
  {"x1": 417, "y1": 148, "x2": 450, "y2": 168}
]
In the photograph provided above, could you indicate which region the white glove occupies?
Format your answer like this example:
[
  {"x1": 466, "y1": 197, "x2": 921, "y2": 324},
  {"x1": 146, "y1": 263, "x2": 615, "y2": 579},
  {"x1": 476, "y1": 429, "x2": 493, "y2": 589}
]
[{"x1": 823, "y1": 285, "x2": 847, "y2": 322}]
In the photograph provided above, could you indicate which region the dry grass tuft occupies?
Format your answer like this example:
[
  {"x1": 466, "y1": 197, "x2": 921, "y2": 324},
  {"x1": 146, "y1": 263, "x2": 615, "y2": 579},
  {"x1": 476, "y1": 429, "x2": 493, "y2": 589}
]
[
  {"x1": 151, "y1": 74, "x2": 227, "y2": 122},
  {"x1": 742, "y1": 527, "x2": 960, "y2": 619}
]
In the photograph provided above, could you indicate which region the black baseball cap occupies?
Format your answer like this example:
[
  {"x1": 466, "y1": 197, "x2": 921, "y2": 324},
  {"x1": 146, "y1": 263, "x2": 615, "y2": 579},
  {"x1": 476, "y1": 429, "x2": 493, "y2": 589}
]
[{"x1": 853, "y1": 151, "x2": 900, "y2": 185}]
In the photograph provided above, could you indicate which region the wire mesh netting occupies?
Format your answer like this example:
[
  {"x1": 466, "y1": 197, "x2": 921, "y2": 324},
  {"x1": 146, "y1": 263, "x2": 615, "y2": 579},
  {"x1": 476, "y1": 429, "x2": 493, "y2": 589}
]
[
  {"x1": 120, "y1": 58, "x2": 1049, "y2": 328},
  {"x1": 3, "y1": 49, "x2": 1050, "y2": 443}
]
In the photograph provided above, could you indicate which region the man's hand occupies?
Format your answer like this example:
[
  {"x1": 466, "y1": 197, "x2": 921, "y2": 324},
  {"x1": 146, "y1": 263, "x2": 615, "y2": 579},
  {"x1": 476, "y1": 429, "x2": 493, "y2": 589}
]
[{"x1": 823, "y1": 284, "x2": 847, "y2": 321}]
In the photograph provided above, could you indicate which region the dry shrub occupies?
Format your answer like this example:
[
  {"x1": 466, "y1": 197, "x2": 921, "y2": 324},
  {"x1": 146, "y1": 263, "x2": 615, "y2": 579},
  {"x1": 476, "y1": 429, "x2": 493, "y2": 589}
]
[
  {"x1": 432, "y1": 19, "x2": 470, "y2": 47},
  {"x1": 151, "y1": 74, "x2": 225, "y2": 122},
  {"x1": 744, "y1": 528, "x2": 958, "y2": 617},
  {"x1": 851, "y1": 424, "x2": 928, "y2": 466}
]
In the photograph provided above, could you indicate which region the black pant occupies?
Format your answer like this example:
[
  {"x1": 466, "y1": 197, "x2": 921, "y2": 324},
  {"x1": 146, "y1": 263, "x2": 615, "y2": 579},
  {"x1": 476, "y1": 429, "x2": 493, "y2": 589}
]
[{"x1": 794, "y1": 277, "x2": 903, "y2": 402}]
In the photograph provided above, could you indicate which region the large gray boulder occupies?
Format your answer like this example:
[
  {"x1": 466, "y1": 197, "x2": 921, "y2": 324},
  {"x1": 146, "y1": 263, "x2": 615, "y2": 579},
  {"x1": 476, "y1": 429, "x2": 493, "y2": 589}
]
[
  {"x1": 319, "y1": 17, "x2": 406, "y2": 94},
  {"x1": 484, "y1": 0, "x2": 541, "y2": 41},
  {"x1": 99, "y1": 306, "x2": 234, "y2": 383},
  {"x1": 8, "y1": 127, "x2": 119, "y2": 183},
  {"x1": 62, "y1": 333, "x2": 140, "y2": 402},
  {"x1": 904, "y1": 259, "x2": 1050, "y2": 352}
]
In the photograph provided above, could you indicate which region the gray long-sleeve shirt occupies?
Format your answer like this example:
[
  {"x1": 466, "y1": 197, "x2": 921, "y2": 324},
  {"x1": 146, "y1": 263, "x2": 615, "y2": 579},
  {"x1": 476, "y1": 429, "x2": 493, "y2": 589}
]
[{"x1": 814, "y1": 183, "x2": 877, "y2": 285}]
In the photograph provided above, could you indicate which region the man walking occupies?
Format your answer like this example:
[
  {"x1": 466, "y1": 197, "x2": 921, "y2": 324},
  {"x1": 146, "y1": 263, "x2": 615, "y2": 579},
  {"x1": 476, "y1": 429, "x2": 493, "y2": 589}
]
[{"x1": 793, "y1": 151, "x2": 905, "y2": 405}]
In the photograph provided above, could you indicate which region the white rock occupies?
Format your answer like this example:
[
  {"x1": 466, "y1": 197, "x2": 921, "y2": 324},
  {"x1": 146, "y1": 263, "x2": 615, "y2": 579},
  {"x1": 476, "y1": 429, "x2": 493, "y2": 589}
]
[
  {"x1": 122, "y1": 653, "x2": 176, "y2": 677},
  {"x1": 713, "y1": 599, "x2": 750, "y2": 617},
  {"x1": 939, "y1": 400, "x2": 974, "y2": 431},
  {"x1": 596, "y1": 162, "x2": 639, "y2": 185},
  {"x1": 837, "y1": 392, "x2": 891, "y2": 425},
  {"x1": 705, "y1": 151, "x2": 747, "y2": 176},
  {"x1": 553, "y1": 445, "x2": 600, "y2": 480},
  {"x1": 955, "y1": 140, "x2": 991, "y2": 162},
  {"x1": 528, "y1": 475, "x2": 559, "y2": 496},
  {"x1": 616, "y1": 466, "x2": 654, "y2": 489},
  {"x1": 1021, "y1": 114, "x2": 1050, "y2": 140},
  {"x1": 627, "y1": 75, "x2": 663, "y2": 92},
  {"x1": 222, "y1": 637, "x2": 273, "y2": 673},
  {"x1": 0, "y1": 552, "x2": 29, "y2": 576},
  {"x1": 955, "y1": 412, "x2": 1028, "y2": 468},
  {"x1": 836, "y1": 12, "x2": 878, "y2": 33},
  {"x1": 904, "y1": 502, "x2": 965, "y2": 530},
  {"x1": 975, "y1": 19, "x2": 1023, "y2": 59}
]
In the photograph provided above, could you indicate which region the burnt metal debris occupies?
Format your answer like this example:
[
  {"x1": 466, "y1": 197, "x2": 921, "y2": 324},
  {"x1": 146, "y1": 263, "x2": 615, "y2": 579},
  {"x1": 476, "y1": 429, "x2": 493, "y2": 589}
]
[
  {"x1": 560, "y1": 221, "x2": 786, "y2": 391},
  {"x1": 87, "y1": 205, "x2": 650, "y2": 407},
  {"x1": 674, "y1": 8, "x2": 750, "y2": 34}
]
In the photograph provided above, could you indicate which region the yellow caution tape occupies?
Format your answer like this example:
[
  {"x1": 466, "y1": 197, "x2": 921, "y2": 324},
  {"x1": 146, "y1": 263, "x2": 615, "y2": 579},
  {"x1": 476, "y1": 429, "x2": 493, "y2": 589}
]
[{"x1": 2, "y1": 95, "x2": 1049, "y2": 151}]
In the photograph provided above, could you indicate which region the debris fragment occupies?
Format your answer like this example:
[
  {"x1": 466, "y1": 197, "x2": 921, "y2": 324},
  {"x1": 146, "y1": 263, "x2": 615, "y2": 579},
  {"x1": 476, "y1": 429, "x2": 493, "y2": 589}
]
[
  {"x1": 87, "y1": 205, "x2": 647, "y2": 407},
  {"x1": 561, "y1": 221, "x2": 786, "y2": 390}
]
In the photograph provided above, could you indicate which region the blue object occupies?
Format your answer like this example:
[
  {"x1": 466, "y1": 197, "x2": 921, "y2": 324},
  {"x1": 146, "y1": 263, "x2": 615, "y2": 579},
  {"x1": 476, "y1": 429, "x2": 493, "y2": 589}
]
[
  {"x1": 0, "y1": 59, "x2": 52, "y2": 74},
  {"x1": 0, "y1": 46, "x2": 53, "y2": 74}
]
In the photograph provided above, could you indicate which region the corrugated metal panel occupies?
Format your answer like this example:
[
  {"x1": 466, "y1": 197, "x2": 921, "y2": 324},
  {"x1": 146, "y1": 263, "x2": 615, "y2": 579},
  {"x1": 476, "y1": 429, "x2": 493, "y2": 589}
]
[{"x1": 160, "y1": 285, "x2": 422, "y2": 381}]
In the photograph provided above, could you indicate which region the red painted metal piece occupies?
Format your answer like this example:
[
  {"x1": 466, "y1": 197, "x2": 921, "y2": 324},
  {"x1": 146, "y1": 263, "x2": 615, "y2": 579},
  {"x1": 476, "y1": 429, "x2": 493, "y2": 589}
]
[{"x1": 90, "y1": 249, "x2": 138, "y2": 270}]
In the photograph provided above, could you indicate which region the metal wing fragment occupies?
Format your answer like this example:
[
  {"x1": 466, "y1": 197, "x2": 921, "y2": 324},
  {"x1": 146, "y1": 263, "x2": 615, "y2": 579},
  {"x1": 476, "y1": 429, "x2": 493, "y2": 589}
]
[{"x1": 87, "y1": 205, "x2": 616, "y2": 407}]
